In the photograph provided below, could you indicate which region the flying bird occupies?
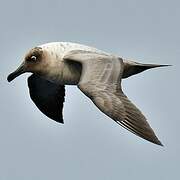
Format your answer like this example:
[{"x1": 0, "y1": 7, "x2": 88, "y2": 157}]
[{"x1": 7, "y1": 42, "x2": 169, "y2": 146}]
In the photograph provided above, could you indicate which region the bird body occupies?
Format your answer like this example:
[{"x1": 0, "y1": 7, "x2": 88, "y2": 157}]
[
  {"x1": 7, "y1": 42, "x2": 170, "y2": 146},
  {"x1": 37, "y1": 42, "x2": 107, "y2": 85}
]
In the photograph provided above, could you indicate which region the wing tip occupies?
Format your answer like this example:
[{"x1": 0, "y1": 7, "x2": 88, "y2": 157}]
[
  {"x1": 153, "y1": 139, "x2": 164, "y2": 147},
  {"x1": 54, "y1": 117, "x2": 64, "y2": 124},
  {"x1": 147, "y1": 135, "x2": 163, "y2": 146}
]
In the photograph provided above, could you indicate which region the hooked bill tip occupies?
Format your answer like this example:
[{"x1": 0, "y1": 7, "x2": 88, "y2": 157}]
[
  {"x1": 7, "y1": 73, "x2": 14, "y2": 82},
  {"x1": 7, "y1": 62, "x2": 25, "y2": 82}
]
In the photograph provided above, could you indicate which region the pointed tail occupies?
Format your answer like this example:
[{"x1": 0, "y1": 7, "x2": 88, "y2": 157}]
[{"x1": 122, "y1": 60, "x2": 171, "y2": 79}]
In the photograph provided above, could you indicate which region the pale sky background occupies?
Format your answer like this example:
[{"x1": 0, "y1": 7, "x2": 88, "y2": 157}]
[{"x1": 1, "y1": 0, "x2": 179, "y2": 179}]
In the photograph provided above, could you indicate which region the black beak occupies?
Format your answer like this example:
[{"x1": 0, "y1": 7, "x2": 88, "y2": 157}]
[{"x1": 7, "y1": 62, "x2": 25, "y2": 82}]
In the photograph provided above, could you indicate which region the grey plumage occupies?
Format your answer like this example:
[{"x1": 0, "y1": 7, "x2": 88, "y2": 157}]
[
  {"x1": 7, "y1": 42, "x2": 170, "y2": 146},
  {"x1": 64, "y1": 50, "x2": 163, "y2": 146}
]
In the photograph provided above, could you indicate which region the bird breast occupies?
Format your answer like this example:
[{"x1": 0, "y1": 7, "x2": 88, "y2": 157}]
[{"x1": 42, "y1": 55, "x2": 81, "y2": 85}]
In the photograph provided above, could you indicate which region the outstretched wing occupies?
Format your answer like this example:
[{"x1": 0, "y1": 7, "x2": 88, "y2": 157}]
[
  {"x1": 64, "y1": 50, "x2": 163, "y2": 146},
  {"x1": 28, "y1": 74, "x2": 65, "y2": 123}
]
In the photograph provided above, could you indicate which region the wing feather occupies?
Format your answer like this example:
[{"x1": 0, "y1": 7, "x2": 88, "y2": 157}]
[
  {"x1": 64, "y1": 50, "x2": 163, "y2": 146},
  {"x1": 28, "y1": 74, "x2": 65, "y2": 123}
]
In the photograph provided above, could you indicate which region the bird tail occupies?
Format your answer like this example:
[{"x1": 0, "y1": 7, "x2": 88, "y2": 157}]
[{"x1": 122, "y1": 60, "x2": 171, "y2": 79}]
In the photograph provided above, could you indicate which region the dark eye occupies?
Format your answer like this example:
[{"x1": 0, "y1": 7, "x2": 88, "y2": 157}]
[{"x1": 30, "y1": 55, "x2": 37, "y2": 61}]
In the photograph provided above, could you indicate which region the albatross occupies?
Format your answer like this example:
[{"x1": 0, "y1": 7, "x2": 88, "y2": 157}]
[{"x1": 7, "y1": 42, "x2": 170, "y2": 146}]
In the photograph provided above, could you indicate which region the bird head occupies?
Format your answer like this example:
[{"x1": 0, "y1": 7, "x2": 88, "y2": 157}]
[{"x1": 7, "y1": 47, "x2": 46, "y2": 82}]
